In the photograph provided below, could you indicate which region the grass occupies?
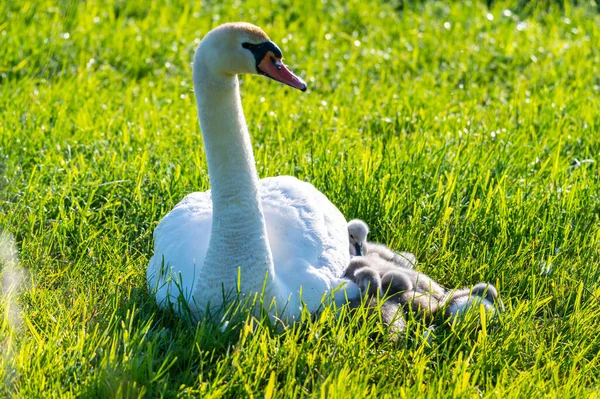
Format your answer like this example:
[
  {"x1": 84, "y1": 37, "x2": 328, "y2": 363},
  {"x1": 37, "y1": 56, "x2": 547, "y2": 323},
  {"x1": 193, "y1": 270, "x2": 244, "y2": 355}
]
[{"x1": 1, "y1": 0, "x2": 600, "y2": 396}]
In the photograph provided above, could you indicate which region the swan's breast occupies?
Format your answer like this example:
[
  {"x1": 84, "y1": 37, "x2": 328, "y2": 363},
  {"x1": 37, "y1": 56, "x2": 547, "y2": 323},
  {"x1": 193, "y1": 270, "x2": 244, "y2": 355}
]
[{"x1": 148, "y1": 191, "x2": 213, "y2": 313}]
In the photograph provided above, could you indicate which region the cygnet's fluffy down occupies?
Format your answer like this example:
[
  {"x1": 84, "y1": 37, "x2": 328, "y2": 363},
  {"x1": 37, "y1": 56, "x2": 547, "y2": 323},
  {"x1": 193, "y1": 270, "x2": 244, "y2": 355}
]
[
  {"x1": 347, "y1": 219, "x2": 416, "y2": 269},
  {"x1": 343, "y1": 257, "x2": 407, "y2": 335},
  {"x1": 347, "y1": 295, "x2": 406, "y2": 337},
  {"x1": 443, "y1": 283, "x2": 501, "y2": 320},
  {"x1": 344, "y1": 256, "x2": 445, "y2": 322},
  {"x1": 343, "y1": 256, "x2": 501, "y2": 324}
]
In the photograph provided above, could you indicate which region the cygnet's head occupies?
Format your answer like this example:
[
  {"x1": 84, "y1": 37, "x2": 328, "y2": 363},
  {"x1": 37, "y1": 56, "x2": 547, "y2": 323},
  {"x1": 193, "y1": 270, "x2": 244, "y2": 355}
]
[
  {"x1": 194, "y1": 22, "x2": 306, "y2": 91},
  {"x1": 347, "y1": 219, "x2": 369, "y2": 256},
  {"x1": 471, "y1": 283, "x2": 499, "y2": 303},
  {"x1": 446, "y1": 284, "x2": 501, "y2": 320},
  {"x1": 342, "y1": 257, "x2": 370, "y2": 281},
  {"x1": 381, "y1": 270, "x2": 413, "y2": 294}
]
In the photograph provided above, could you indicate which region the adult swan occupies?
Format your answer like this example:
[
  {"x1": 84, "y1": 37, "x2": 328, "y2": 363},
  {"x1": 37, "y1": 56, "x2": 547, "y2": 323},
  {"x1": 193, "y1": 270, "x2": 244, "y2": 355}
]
[{"x1": 147, "y1": 22, "x2": 357, "y2": 320}]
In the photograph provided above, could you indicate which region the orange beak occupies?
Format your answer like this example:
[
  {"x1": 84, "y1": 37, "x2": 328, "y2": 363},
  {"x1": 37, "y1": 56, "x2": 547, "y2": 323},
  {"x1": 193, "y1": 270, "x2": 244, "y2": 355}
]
[{"x1": 258, "y1": 52, "x2": 307, "y2": 92}]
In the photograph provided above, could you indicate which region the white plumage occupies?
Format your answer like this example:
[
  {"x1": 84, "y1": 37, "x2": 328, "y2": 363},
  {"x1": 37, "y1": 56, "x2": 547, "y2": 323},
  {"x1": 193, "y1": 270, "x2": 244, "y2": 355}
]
[
  {"x1": 147, "y1": 22, "x2": 358, "y2": 320},
  {"x1": 148, "y1": 176, "x2": 352, "y2": 317}
]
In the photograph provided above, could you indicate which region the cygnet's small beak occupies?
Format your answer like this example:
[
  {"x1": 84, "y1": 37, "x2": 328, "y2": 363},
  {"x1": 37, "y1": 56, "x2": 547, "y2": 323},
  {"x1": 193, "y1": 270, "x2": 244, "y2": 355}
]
[
  {"x1": 258, "y1": 52, "x2": 307, "y2": 91},
  {"x1": 354, "y1": 243, "x2": 363, "y2": 257}
]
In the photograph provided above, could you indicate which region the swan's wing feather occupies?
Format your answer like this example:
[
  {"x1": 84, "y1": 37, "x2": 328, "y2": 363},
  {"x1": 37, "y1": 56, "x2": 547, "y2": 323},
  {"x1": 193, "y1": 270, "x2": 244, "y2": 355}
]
[
  {"x1": 147, "y1": 191, "x2": 212, "y2": 310},
  {"x1": 260, "y1": 176, "x2": 349, "y2": 278},
  {"x1": 259, "y1": 176, "x2": 350, "y2": 311}
]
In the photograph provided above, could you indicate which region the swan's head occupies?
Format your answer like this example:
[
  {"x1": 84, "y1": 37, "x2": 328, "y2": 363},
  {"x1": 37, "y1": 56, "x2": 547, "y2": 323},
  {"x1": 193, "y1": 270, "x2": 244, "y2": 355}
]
[
  {"x1": 195, "y1": 22, "x2": 306, "y2": 91},
  {"x1": 347, "y1": 219, "x2": 369, "y2": 256}
]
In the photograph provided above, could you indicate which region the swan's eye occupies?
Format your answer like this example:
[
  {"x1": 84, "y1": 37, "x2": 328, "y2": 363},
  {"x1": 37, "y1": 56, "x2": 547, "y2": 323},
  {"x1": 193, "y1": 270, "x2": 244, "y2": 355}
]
[
  {"x1": 271, "y1": 56, "x2": 282, "y2": 70},
  {"x1": 350, "y1": 235, "x2": 354, "y2": 240},
  {"x1": 242, "y1": 42, "x2": 253, "y2": 49}
]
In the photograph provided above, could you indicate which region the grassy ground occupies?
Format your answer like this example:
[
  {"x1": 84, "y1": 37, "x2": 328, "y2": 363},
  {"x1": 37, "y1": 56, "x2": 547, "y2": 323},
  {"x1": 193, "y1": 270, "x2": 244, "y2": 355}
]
[{"x1": 2, "y1": 0, "x2": 600, "y2": 397}]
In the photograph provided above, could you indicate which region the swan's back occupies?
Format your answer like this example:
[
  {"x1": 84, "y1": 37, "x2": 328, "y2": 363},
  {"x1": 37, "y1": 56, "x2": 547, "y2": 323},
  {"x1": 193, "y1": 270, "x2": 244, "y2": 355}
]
[
  {"x1": 260, "y1": 176, "x2": 349, "y2": 312},
  {"x1": 260, "y1": 176, "x2": 348, "y2": 275}
]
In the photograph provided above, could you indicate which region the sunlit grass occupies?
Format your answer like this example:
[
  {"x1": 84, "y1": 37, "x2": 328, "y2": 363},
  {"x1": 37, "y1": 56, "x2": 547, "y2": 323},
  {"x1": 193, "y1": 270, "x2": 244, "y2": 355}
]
[{"x1": 1, "y1": 0, "x2": 600, "y2": 396}]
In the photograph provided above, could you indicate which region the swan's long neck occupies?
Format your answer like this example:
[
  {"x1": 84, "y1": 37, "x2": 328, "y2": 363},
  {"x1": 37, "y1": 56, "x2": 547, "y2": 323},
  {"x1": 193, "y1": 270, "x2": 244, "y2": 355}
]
[{"x1": 193, "y1": 60, "x2": 275, "y2": 293}]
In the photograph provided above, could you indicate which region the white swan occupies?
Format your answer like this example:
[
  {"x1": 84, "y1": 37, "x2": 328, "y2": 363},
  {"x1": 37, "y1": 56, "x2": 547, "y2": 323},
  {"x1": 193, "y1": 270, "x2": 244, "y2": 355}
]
[{"x1": 147, "y1": 22, "x2": 358, "y2": 320}]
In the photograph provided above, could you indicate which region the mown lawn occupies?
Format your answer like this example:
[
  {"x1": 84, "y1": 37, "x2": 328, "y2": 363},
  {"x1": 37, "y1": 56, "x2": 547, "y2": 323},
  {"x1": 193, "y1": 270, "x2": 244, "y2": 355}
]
[{"x1": 1, "y1": 0, "x2": 600, "y2": 397}]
